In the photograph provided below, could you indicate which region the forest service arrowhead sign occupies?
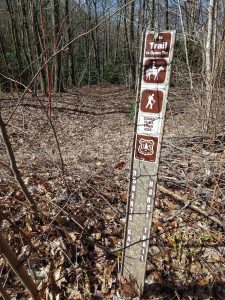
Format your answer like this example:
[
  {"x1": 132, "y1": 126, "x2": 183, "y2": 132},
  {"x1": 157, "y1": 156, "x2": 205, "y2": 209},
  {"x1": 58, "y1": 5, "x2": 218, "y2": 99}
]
[
  {"x1": 121, "y1": 31, "x2": 176, "y2": 294},
  {"x1": 135, "y1": 135, "x2": 158, "y2": 162}
]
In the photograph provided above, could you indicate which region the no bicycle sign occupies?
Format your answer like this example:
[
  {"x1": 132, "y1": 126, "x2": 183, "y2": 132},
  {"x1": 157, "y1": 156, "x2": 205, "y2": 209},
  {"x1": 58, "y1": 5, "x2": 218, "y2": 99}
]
[{"x1": 121, "y1": 31, "x2": 176, "y2": 294}]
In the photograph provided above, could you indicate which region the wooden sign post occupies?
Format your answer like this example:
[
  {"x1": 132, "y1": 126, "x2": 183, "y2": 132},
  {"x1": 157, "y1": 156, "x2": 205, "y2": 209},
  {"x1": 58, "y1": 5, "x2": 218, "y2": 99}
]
[{"x1": 121, "y1": 31, "x2": 176, "y2": 293}]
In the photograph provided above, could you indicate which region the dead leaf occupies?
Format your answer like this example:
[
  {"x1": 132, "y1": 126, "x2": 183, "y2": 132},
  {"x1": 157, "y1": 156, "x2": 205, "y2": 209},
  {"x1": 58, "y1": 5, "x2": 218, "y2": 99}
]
[
  {"x1": 119, "y1": 193, "x2": 128, "y2": 202},
  {"x1": 114, "y1": 161, "x2": 125, "y2": 169}
]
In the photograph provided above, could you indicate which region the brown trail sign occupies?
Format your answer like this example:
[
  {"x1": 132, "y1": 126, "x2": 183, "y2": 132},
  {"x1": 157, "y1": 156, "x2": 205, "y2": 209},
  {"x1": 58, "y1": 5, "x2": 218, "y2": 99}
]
[{"x1": 121, "y1": 31, "x2": 176, "y2": 294}]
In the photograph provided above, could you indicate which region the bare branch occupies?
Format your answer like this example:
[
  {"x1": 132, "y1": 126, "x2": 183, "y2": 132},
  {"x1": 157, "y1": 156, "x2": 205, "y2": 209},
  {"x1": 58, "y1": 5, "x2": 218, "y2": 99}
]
[{"x1": 0, "y1": 233, "x2": 41, "y2": 300}]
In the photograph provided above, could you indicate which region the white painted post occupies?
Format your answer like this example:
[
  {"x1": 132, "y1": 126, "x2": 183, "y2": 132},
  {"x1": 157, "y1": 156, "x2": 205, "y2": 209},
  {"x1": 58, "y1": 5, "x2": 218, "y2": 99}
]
[{"x1": 121, "y1": 30, "x2": 176, "y2": 294}]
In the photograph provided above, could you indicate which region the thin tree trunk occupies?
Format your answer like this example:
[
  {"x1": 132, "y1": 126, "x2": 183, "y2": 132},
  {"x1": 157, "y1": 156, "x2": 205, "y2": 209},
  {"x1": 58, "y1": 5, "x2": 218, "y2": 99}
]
[
  {"x1": 178, "y1": 0, "x2": 193, "y2": 91},
  {"x1": 129, "y1": 0, "x2": 136, "y2": 86},
  {"x1": 204, "y1": 0, "x2": 215, "y2": 131},
  {"x1": 123, "y1": 0, "x2": 134, "y2": 88},
  {"x1": 65, "y1": 0, "x2": 76, "y2": 86},
  {"x1": 151, "y1": 0, "x2": 155, "y2": 31},
  {"x1": 113, "y1": 4, "x2": 121, "y2": 64},
  {"x1": 0, "y1": 30, "x2": 9, "y2": 74},
  {"x1": 205, "y1": 0, "x2": 214, "y2": 85},
  {"x1": 165, "y1": 0, "x2": 169, "y2": 30},
  {"x1": 212, "y1": 0, "x2": 218, "y2": 71},
  {"x1": 32, "y1": 4, "x2": 47, "y2": 95},
  {"x1": 39, "y1": 0, "x2": 53, "y2": 115},
  {"x1": 92, "y1": 0, "x2": 101, "y2": 80},
  {"x1": 53, "y1": 0, "x2": 64, "y2": 92},
  {"x1": 21, "y1": 0, "x2": 35, "y2": 81},
  {"x1": 86, "y1": 1, "x2": 100, "y2": 81},
  {"x1": 0, "y1": 233, "x2": 41, "y2": 300}
]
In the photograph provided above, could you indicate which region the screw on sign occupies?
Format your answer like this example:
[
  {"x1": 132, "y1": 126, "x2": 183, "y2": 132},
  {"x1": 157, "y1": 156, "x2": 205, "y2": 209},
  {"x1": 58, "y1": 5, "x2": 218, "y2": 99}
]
[{"x1": 121, "y1": 31, "x2": 176, "y2": 295}]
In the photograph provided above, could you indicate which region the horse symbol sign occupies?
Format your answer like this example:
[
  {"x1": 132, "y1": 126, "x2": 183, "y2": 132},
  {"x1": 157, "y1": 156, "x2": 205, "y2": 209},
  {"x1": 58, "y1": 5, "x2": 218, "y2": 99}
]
[
  {"x1": 146, "y1": 63, "x2": 164, "y2": 81},
  {"x1": 143, "y1": 59, "x2": 167, "y2": 84}
]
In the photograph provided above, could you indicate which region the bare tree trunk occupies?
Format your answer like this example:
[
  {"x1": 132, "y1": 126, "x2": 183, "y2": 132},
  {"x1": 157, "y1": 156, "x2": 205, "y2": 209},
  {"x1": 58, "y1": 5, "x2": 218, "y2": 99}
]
[
  {"x1": 0, "y1": 30, "x2": 10, "y2": 75},
  {"x1": 0, "y1": 111, "x2": 37, "y2": 211},
  {"x1": 53, "y1": 0, "x2": 64, "y2": 92},
  {"x1": 178, "y1": 0, "x2": 193, "y2": 91},
  {"x1": 92, "y1": 0, "x2": 101, "y2": 80},
  {"x1": 32, "y1": 3, "x2": 48, "y2": 95},
  {"x1": 113, "y1": 4, "x2": 121, "y2": 64},
  {"x1": 165, "y1": 0, "x2": 169, "y2": 30},
  {"x1": 39, "y1": 0, "x2": 53, "y2": 115},
  {"x1": 123, "y1": 0, "x2": 135, "y2": 88},
  {"x1": 129, "y1": 0, "x2": 136, "y2": 86},
  {"x1": 85, "y1": 0, "x2": 100, "y2": 81},
  {"x1": 205, "y1": 0, "x2": 214, "y2": 87},
  {"x1": 0, "y1": 233, "x2": 41, "y2": 300},
  {"x1": 151, "y1": 0, "x2": 155, "y2": 31},
  {"x1": 142, "y1": 0, "x2": 147, "y2": 29},
  {"x1": 20, "y1": 0, "x2": 35, "y2": 82},
  {"x1": 212, "y1": 0, "x2": 218, "y2": 71},
  {"x1": 204, "y1": 0, "x2": 215, "y2": 131},
  {"x1": 65, "y1": 0, "x2": 76, "y2": 86}
]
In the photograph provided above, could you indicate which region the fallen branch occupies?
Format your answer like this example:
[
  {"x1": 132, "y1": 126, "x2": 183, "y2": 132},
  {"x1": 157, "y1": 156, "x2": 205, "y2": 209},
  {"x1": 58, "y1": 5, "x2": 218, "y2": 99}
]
[
  {"x1": 157, "y1": 184, "x2": 225, "y2": 230},
  {"x1": 0, "y1": 233, "x2": 41, "y2": 300}
]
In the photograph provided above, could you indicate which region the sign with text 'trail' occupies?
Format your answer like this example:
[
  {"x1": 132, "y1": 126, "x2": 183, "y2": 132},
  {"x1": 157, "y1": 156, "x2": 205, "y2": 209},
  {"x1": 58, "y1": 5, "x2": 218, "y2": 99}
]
[{"x1": 121, "y1": 30, "x2": 176, "y2": 294}]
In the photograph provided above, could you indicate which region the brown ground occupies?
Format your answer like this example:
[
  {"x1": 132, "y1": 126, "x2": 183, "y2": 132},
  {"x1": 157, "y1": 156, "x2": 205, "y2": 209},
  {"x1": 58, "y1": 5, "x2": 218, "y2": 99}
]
[{"x1": 0, "y1": 84, "x2": 225, "y2": 299}]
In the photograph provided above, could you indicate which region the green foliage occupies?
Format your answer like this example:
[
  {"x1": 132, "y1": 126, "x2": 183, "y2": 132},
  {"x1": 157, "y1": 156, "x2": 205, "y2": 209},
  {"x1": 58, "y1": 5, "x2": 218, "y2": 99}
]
[
  {"x1": 103, "y1": 59, "x2": 124, "y2": 84},
  {"x1": 174, "y1": 230, "x2": 184, "y2": 261},
  {"x1": 128, "y1": 102, "x2": 135, "y2": 119}
]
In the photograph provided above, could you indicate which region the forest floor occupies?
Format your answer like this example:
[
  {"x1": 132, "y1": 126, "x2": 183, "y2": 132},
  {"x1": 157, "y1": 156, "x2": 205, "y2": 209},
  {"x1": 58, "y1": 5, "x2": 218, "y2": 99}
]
[{"x1": 0, "y1": 84, "x2": 225, "y2": 300}]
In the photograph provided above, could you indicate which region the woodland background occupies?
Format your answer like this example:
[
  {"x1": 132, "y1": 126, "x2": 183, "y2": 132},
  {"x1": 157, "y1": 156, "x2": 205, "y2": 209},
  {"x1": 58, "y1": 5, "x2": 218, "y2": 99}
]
[{"x1": 0, "y1": 0, "x2": 225, "y2": 299}]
